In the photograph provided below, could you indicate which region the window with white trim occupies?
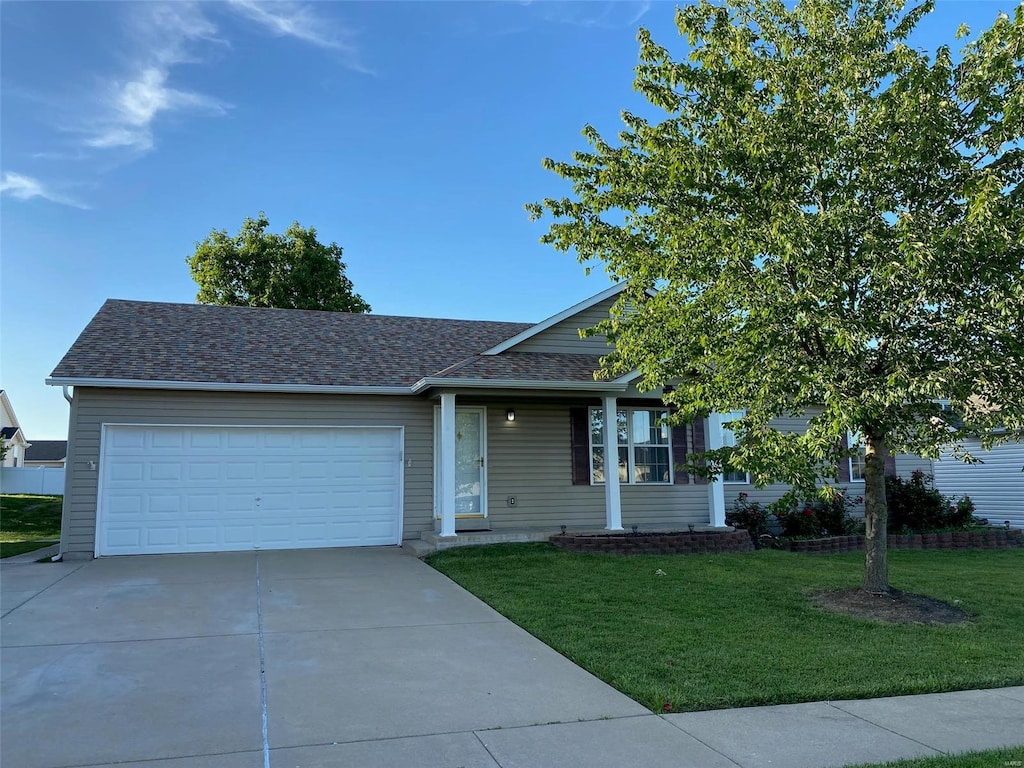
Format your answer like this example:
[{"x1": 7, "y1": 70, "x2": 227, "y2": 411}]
[
  {"x1": 589, "y1": 407, "x2": 672, "y2": 484},
  {"x1": 848, "y1": 432, "x2": 866, "y2": 482},
  {"x1": 721, "y1": 410, "x2": 749, "y2": 484}
]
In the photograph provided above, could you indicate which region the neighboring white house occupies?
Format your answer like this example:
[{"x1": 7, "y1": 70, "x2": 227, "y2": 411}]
[
  {"x1": 933, "y1": 438, "x2": 1024, "y2": 530},
  {"x1": 1, "y1": 390, "x2": 30, "y2": 468}
]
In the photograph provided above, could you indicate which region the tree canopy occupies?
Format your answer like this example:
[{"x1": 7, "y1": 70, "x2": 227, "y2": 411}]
[
  {"x1": 529, "y1": 0, "x2": 1023, "y2": 592},
  {"x1": 187, "y1": 213, "x2": 370, "y2": 313}
]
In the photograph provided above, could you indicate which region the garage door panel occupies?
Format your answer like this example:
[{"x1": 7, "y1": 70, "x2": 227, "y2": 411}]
[
  {"x1": 186, "y1": 494, "x2": 220, "y2": 514},
  {"x1": 225, "y1": 431, "x2": 260, "y2": 448},
  {"x1": 110, "y1": 462, "x2": 145, "y2": 482},
  {"x1": 188, "y1": 463, "x2": 221, "y2": 481},
  {"x1": 98, "y1": 426, "x2": 403, "y2": 555},
  {"x1": 223, "y1": 525, "x2": 257, "y2": 545},
  {"x1": 188, "y1": 431, "x2": 223, "y2": 449},
  {"x1": 145, "y1": 527, "x2": 181, "y2": 547},
  {"x1": 225, "y1": 461, "x2": 258, "y2": 481}
]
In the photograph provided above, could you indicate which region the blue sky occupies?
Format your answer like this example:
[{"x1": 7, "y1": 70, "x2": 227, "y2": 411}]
[{"x1": 0, "y1": 1, "x2": 1011, "y2": 439}]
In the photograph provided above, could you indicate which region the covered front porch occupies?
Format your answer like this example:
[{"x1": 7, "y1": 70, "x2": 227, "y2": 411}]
[{"x1": 426, "y1": 389, "x2": 732, "y2": 543}]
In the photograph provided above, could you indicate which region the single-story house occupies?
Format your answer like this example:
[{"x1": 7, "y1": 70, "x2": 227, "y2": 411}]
[
  {"x1": 48, "y1": 285, "x2": 901, "y2": 559},
  {"x1": 24, "y1": 440, "x2": 68, "y2": 468},
  {"x1": 1, "y1": 389, "x2": 30, "y2": 468}
]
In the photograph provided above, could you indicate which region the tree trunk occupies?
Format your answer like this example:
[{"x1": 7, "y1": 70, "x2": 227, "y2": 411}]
[{"x1": 862, "y1": 433, "x2": 890, "y2": 594}]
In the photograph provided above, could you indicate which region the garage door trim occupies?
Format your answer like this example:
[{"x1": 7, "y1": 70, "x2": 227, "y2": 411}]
[{"x1": 95, "y1": 422, "x2": 405, "y2": 556}]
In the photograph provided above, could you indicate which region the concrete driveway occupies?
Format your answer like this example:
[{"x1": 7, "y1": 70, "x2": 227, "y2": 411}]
[{"x1": 2, "y1": 547, "x2": 738, "y2": 768}]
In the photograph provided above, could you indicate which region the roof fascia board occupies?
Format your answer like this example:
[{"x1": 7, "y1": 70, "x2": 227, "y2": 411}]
[
  {"x1": 45, "y1": 377, "x2": 412, "y2": 396},
  {"x1": 411, "y1": 377, "x2": 628, "y2": 394},
  {"x1": 481, "y1": 283, "x2": 627, "y2": 356},
  {"x1": 0, "y1": 390, "x2": 20, "y2": 429},
  {"x1": 611, "y1": 370, "x2": 644, "y2": 384}
]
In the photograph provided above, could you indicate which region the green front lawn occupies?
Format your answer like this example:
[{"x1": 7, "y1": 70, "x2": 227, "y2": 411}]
[
  {"x1": 0, "y1": 494, "x2": 62, "y2": 558},
  {"x1": 849, "y1": 746, "x2": 1024, "y2": 768},
  {"x1": 427, "y1": 544, "x2": 1024, "y2": 712}
]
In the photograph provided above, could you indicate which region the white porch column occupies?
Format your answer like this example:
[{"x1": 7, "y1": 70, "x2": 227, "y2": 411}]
[
  {"x1": 602, "y1": 395, "x2": 623, "y2": 531},
  {"x1": 706, "y1": 412, "x2": 727, "y2": 527},
  {"x1": 439, "y1": 392, "x2": 457, "y2": 538}
]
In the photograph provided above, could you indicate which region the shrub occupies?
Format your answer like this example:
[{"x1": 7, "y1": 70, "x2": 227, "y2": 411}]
[
  {"x1": 812, "y1": 492, "x2": 860, "y2": 536},
  {"x1": 887, "y1": 470, "x2": 981, "y2": 532},
  {"x1": 726, "y1": 493, "x2": 771, "y2": 547},
  {"x1": 773, "y1": 489, "x2": 859, "y2": 538},
  {"x1": 774, "y1": 503, "x2": 821, "y2": 537}
]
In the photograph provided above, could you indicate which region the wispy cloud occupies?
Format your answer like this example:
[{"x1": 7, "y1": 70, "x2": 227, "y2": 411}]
[
  {"x1": 86, "y1": 67, "x2": 229, "y2": 152},
  {"x1": 83, "y1": 3, "x2": 230, "y2": 152},
  {"x1": 531, "y1": 1, "x2": 652, "y2": 29},
  {"x1": 225, "y1": 0, "x2": 371, "y2": 72},
  {"x1": 0, "y1": 172, "x2": 90, "y2": 209}
]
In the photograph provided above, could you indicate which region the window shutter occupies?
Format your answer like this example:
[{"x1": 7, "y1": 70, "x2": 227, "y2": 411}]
[
  {"x1": 884, "y1": 455, "x2": 897, "y2": 477},
  {"x1": 671, "y1": 425, "x2": 689, "y2": 484},
  {"x1": 569, "y1": 407, "x2": 591, "y2": 485},
  {"x1": 692, "y1": 419, "x2": 708, "y2": 485},
  {"x1": 837, "y1": 434, "x2": 852, "y2": 483}
]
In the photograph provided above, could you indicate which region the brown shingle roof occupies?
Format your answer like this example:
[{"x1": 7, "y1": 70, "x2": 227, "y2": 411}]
[
  {"x1": 432, "y1": 352, "x2": 609, "y2": 383},
  {"x1": 51, "y1": 300, "x2": 533, "y2": 388}
]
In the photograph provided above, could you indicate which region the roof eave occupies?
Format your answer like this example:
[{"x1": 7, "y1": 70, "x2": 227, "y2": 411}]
[
  {"x1": 45, "y1": 377, "x2": 413, "y2": 396},
  {"x1": 410, "y1": 377, "x2": 628, "y2": 394}
]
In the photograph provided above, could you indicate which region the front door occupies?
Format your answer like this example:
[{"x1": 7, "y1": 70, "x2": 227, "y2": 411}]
[{"x1": 455, "y1": 408, "x2": 486, "y2": 518}]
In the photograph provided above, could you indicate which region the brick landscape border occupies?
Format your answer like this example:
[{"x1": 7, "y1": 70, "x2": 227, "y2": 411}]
[
  {"x1": 775, "y1": 528, "x2": 1023, "y2": 554},
  {"x1": 549, "y1": 530, "x2": 754, "y2": 555}
]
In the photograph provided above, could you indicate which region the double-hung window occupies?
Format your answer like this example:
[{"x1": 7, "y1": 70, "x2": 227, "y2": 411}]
[
  {"x1": 848, "y1": 432, "x2": 866, "y2": 482},
  {"x1": 589, "y1": 407, "x2": 671, "y2": 484},
  {"x1": 721, "y1": 410, "x2": 749, "y2": 484}
]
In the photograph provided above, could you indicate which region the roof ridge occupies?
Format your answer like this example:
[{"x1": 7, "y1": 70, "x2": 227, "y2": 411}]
[{"x1": 101, "y1": 298, "x2": 533, "y2": 327}]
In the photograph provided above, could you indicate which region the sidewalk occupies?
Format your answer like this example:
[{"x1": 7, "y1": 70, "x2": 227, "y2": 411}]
[{"x1": 654, "y1": 687, "x2": 1024, "y2": 768}]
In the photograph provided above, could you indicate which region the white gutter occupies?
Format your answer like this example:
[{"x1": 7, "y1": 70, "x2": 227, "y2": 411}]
[
  {"x1": 45, "y1": 377, "x2": 411, "y2": 395},
  {"x1": 411, "y1": 377, "x2": 628, "y2": 394},
  {"x1": 62, "y1": 386, "x2": 73, "y2": 403}
]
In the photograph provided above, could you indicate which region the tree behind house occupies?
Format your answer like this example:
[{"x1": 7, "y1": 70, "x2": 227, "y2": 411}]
[
  {"x1": 529, "y1": 0, "x2": 1024, "y2": 593},
  {"x1": 187, "y1": 213, "x2": 371, "y2": 313}
]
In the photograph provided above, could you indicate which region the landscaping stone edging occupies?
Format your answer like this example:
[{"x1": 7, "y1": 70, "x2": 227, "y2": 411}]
[
  {"x1": 549, "y1": 530, "x2": 754, "y2": 555},
  {"x1": 775, "y1": 528, "x2": 1023, "y2": 554}
]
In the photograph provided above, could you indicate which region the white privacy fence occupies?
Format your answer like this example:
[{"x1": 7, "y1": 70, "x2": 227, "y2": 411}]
[{"x1": 0, "y1": 467, "x2": 65, "y2": 495}]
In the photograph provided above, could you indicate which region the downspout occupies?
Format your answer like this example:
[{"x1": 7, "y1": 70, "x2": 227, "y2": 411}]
[{"x1": 51, "y1": 386, "x2": 73, "y2": 561}]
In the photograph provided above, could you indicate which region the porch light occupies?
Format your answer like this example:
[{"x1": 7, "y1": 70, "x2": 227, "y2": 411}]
[{"x1": 506, "y1": 408, "x2": 516, "y2": 422}]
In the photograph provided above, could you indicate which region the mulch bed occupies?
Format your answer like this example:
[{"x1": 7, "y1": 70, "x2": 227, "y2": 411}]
[{"x1": 813, "y1": 587, "x2": 971, "y2": 625}]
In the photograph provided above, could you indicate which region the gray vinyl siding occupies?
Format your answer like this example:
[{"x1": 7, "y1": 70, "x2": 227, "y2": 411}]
[
  {"x1": 62, "y1": 388, "x2": 435, "y2": 558},
  {"x1": 894, "y1": 454, "x2": 934, "y2": 478},
  {"x1": 934, "y1": 440, "x2": 1024, "y2": 529},
  {"x1": 513, "y1": 296, "x2": 617, "y2": 354},
  {"x1": 483, "y1": 404, "x2": 710, "y2": 530}
]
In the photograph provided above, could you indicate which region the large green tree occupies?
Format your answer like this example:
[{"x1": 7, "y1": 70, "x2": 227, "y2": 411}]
[
  {"x1": 187, "y1": 213, "x2": 370, "y2": 313},
  {"x1": 529, "y1": 0, "x2": 1023, "y2": 593}
]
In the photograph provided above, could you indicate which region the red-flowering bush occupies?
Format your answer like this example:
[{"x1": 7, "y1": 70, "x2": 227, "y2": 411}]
[{"x1": 726, "y1": 493, "x2": 772, "y2": 546}]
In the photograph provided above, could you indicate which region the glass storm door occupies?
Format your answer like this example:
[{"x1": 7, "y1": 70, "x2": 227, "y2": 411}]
[{"x1": 454, "y1": 408, "x2": 486, "y2": 517}]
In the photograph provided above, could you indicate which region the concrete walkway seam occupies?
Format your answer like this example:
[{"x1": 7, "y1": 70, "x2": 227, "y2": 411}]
[
  {"x1": 0, "y1": 560, "x2": 87, "y2": 617},
  {"x1": 826, "y1": 701, "x2": 953, "y2": 754},
  {"x1": 658, "y1": 716, "x2": 747, "y2": 768},
  {"x1": 256, "y1": 553, "x2": 271, "y2": 768},
  {"x1": 472, "y1": 730, "x2": 505, "y2": 767}
]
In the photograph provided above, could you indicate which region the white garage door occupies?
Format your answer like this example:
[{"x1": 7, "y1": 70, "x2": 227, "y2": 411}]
[{"x1": 97, "y1": 425, "x2": 403, "y2": 556}]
